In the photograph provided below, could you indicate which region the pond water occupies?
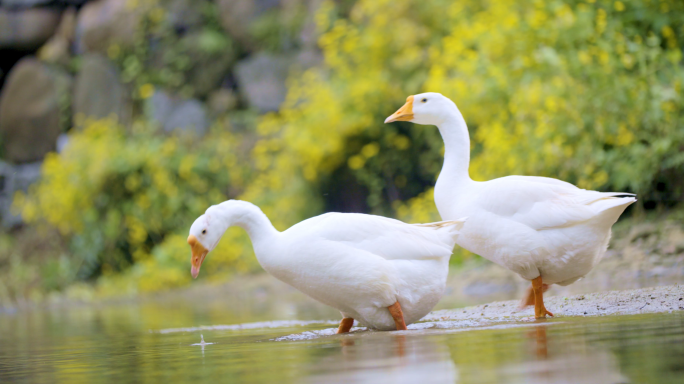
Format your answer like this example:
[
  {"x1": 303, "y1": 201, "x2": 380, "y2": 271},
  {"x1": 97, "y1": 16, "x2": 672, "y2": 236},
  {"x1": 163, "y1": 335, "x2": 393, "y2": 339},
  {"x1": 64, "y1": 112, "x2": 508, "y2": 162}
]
[{"x1": 1, "y1": 290, "x2": 683, "y2": 383}]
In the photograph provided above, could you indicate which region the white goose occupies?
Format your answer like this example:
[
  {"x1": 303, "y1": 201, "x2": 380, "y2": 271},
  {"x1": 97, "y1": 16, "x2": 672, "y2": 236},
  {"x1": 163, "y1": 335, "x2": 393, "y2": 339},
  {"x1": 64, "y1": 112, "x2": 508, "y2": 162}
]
[
  {"x1": 386, "y1": 93, "x2": 636, "y2": 318},
  {"x1": 187, "y1": 200, "x2": 466, "y2": 331}
]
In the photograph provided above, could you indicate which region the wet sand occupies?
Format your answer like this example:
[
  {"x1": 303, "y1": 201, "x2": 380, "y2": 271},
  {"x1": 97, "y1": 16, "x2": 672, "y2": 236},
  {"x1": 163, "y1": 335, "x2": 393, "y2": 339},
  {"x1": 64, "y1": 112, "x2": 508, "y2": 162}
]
[
  {"x1": 154, "y1": 284, "x2": 684, "y2": 341},
  {"x1": 426, "y1": 283, "x2": 684, "y2": 322}
]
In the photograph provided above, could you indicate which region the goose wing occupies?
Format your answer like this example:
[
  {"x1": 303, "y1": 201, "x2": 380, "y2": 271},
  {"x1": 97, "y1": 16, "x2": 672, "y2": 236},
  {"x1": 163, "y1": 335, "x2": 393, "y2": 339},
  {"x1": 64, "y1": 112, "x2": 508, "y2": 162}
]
[
  {"x1": 479, "y1": 176, "x2": 635, "y2": 231},
  {"x1": 306, "y1": 213, "x2": 466, "y2": 260}
]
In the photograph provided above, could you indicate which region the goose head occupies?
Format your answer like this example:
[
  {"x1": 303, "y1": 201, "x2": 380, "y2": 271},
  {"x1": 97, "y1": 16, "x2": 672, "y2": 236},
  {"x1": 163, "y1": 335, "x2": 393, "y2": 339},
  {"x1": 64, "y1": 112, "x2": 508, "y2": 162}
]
[
  {"x1": 187, "y1": 209, "x2": 227, "y2": 279},
  {"x1": 384, "y1": 92, "x2": 457, "y2": 126}
]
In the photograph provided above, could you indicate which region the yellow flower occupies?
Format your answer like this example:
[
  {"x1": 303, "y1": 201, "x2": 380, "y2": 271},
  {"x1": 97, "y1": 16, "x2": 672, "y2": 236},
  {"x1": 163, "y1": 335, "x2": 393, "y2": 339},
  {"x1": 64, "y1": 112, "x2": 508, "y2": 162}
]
[
  {"x1": 348, "y1": 155, "x2": 365, "y2": 170},
  {"x1": 139, "y1": 83, "x2": 155, "y2": 99},
  {"x1": 361, "y1": 142, "x2": 380, "y2": 158}
]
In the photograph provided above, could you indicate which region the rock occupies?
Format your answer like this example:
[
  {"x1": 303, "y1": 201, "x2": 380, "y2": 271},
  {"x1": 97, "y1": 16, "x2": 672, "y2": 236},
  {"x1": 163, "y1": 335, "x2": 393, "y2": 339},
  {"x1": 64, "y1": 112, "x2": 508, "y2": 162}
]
[
  {"x1": 0, "y1": 8, "x2": 62, "y2": 50},
  {"x1": 294, "y1": 48, "x2": 323, "y2": 69},
  {"x1": 217, "y1": 0, "x2": 281, "y2": 49},
  {"x1": 1, "y1": 0, "x2": 51, "y2": 6},
  {"x1": 0, "y1": 160, "x2": 42, "y2": 228},
  {"x1": 0, "y1": 0, "x2": 90, "y2": 9},
  {"x1": 234, "y1": 51, "x2": 319, "y2": 112},
  {"x1": 0, "y1": 58, "x2": 71, "y2": 163},
  {"x1": 149, "y1": 90, "x2": 208, "y2": 136},
  {"x1": 56, "y1": 133, "x2": 69, "y2": 153},
  {"x1": 73, "y1": 53, "x2": 132, "y2": 125},
  {"x1": 37, "y1": 7, "x2": 77, "y2": 66},
  {"x1": 234, "y1": 52, "x2": 292, "y2": 112},
  {"x1": 298, "y1": 0, "x2": 323, "y2": 50},
  {"x1": 166, "y1": 0, "x2": 204, "y2": 33},
  {"x1": 1, "y1": 0, "x2": 65, "y2": 6},
  {"x1": 74, "y1": 0, "x2": 141, "y2": 54},
  {"x1": 166, "y1": 100, "x2": 208, "y2": 136}
]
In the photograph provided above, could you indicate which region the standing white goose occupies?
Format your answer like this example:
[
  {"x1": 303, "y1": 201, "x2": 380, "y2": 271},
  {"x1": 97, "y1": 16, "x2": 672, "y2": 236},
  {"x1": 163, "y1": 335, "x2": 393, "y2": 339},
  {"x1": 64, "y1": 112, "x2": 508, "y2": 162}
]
[
  {"x1": 187, "y1": 200, "x2": 466, "y2": 331},
  {"x1": 385, "y1": 93, "x2": 636, "y2": 318}
]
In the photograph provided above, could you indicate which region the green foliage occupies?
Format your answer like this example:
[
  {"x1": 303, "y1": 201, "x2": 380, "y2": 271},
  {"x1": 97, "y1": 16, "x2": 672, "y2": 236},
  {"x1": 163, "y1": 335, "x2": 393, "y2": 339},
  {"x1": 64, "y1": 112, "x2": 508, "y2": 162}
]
[
  {"x1": 0, "y1": 228, "x2": 73, "y2": 304},
  {"x1": 426, "y1": 0, "x2": 684, "y2": 202},
  {"x1": 109, "y1": 0, "x2": 235, "y2": 100},
  {"x1": 14, "y1": 118, "x2": 255, "y2": 290},
  {"x1": 249, "y1": 4, "x2": 308, "y2": 52},
  {"x1": 251, "y1": 0, "x2": 684, "y2": 224}
]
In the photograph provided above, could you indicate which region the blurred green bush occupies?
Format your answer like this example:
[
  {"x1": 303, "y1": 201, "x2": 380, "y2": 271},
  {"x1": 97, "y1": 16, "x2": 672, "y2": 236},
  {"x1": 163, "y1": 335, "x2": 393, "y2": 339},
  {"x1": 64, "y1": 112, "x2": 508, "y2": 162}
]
[
  {"x1": 250, "y1": 0, "x2": 683, "y2": 222},
  {"x1": 14, "y1": 118, "x2": 256, "y2": 292}
]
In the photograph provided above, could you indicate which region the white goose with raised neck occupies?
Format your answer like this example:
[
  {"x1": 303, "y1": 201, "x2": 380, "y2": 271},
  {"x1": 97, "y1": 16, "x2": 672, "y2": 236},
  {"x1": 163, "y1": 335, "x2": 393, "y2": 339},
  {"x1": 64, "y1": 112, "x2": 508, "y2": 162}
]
[
  {"x1": 385, "y1": 92, "x2": 636, "y2": 319},
  {"x1": 433, "y1": 103, "x2": 476, "y2": 196}
]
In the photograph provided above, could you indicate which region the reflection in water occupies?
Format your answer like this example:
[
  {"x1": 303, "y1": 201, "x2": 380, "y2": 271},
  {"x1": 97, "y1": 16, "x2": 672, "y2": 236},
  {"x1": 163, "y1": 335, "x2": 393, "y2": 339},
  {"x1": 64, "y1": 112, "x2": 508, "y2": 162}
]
[
  {"x1": 507, "y1": 323, "x2": 629, "y2": 384},
  {"x1": 531, "y1": 324, "x2": 548, "y2": 359},
  {"x1": 307, "y1": 333, "x2": 458, "y2": 384}
]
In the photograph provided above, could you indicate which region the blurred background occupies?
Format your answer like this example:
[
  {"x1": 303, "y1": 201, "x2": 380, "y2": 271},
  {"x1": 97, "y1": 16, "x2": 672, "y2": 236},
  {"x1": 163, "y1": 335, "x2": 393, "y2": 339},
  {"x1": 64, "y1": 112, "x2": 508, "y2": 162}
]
[{"x1": 0, "y1": 0, "x2": 682, "y2": 309}]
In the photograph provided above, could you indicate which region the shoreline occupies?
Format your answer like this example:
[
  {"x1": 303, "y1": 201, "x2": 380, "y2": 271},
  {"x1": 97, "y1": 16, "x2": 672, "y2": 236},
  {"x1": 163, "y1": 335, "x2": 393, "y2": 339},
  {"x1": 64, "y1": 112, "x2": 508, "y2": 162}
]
[{"x1": 426, "y1": 284, "x2": 684, "y2": 322}]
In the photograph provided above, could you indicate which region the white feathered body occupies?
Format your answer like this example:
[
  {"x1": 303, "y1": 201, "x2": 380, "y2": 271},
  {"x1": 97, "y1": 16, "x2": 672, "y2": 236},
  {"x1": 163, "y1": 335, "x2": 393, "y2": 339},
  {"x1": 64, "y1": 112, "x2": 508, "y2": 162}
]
[
  {"x1": 435, "y1": 175, "x2": 635, "y2": 285},
  {"x1": 253, "y1": 213, "x2": 464, "y2": 330}
]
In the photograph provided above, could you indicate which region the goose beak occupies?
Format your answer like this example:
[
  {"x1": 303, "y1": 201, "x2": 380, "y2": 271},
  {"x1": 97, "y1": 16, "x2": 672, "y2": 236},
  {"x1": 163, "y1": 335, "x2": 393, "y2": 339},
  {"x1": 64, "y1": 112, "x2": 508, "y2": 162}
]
[
  {"x1": 188, "y1": 234, "x2": 209, "y2": 279},
  {"x1": 385, "y1": 95, "x2": 414, "y2": 123}
]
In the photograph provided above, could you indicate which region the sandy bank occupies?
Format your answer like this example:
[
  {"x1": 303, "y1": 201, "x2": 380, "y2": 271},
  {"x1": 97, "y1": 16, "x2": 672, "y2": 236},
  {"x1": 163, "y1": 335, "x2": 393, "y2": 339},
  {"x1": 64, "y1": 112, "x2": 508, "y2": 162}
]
[{"x1": 426, "y1": 284, "x2": 684, "y2": 322}]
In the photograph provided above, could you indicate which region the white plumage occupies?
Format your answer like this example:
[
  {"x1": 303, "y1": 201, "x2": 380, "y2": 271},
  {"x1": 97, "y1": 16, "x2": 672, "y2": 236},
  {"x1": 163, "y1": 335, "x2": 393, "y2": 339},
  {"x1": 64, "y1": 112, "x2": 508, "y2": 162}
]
[
  {"x1": 386, "y1": 92, "x2": 635, "y2": 317},
  {"x1": 187, "y1": 200, "x2": 466, "y2": 330}
]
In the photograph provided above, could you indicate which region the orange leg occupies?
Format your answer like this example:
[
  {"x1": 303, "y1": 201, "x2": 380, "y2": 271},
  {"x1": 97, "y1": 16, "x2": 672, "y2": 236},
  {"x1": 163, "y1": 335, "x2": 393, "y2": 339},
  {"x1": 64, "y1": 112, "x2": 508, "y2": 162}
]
[
  {"x1": 388, "y1": 301, "x2": 408, "y2": 330},
  {"x1": 337, "y1": 317, "x2": 354, "y2": 334},
  {"x1": 519, "y1": 283, "x2": 549, "y2": 309},
  {"x1": 532, "y1": 276, "x2": 554, "y2": 319}
]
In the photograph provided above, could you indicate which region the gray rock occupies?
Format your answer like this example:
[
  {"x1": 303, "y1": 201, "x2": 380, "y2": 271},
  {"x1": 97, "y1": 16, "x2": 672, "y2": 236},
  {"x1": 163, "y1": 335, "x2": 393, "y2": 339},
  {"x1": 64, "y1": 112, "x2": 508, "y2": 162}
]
[
  {"x1": 0, "y1": 58, "x2": 71, "y2": 163},
  {"x1": 234, "y1": 51, "x2": 320, "y2": 112},
  {"x1": 56, "y1": 133, "x2": 69, "y2": 153},
  {"x1": 1, "y1": 0, "x2": 51, "y2": 6},
  {"x1": 0, "y1": 0, "x2": 83, "y2": 7},
  {"x1": 37, "y1": 7, "x2": 77, "y2": 66},
  {"x1": 0, "y1": 160, "x2": 41, "y2": 228},
  {"x1": 294, "y1": 48, "x2": 323, "y2": 69},
  {"x1": 234, "y1": 52, "x2": 291, "y2": 112},
  {"x1": 2, "y1": 0, "x2": 98, "y2": 7},
  {"x1": 74, "y1": 0, "x2": 141, "y2": 54},
  {"x1": 298, "y1": 0, "x2": 323, "y2": 50},
  {"x1": 0, "y1": 8, "x2": 62, "y2": 50},
  {"x1": 166, "y1": 0, "x2": 204, "y2": 32},
  {"x1": 73, "y1": 53, "x2": 132, "y2": 125},
  {"x1": 149, "y1": 90, "x2": 208, "y2": 136}
]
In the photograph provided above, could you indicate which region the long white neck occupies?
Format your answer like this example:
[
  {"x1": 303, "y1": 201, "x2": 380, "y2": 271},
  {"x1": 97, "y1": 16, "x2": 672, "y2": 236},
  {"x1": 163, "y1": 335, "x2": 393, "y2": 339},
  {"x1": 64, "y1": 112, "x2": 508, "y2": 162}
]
[
  {"x1": 212, "y1": 201, "x2": 279, "y2": 254},
  {"x1": 436, "y1": 108, "x2": 473, "y2": 185}
]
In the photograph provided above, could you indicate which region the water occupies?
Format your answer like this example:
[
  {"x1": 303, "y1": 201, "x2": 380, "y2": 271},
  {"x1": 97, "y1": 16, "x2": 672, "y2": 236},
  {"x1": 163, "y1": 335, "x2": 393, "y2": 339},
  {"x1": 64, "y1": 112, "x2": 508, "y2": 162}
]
[{"x1": 1, "y1": 293, "x2": 683, "y2": 383}]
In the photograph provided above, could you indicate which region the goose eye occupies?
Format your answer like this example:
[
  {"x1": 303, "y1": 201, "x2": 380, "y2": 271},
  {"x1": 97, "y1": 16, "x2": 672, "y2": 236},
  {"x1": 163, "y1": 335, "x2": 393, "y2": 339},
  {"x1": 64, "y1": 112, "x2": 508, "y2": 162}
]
[
  {"x1": 202, "y1": 229, "x2": 207, "y2": 234},
  {"x1": 421, "y1": 98, "x2": 427, "y2": 103}
]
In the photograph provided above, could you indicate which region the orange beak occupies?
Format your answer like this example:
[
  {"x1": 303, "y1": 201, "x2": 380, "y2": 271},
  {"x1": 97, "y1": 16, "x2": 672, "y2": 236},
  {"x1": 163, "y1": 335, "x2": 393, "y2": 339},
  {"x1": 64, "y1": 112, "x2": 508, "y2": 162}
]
[
  {"x1": 188, "y1": 234, "x2": 209, "y2": 279},
  {"x1": 384, "y1": 95, "x2": 414, "y2": 123}
]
